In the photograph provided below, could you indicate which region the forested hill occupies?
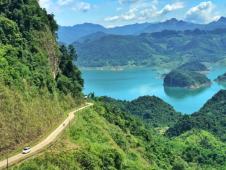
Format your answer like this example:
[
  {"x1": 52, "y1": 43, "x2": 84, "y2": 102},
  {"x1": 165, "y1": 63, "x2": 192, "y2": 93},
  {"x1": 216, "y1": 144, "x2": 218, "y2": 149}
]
[
  {"x1": 98, "y1": 96, "x2": 182, "y2": 127},
  {"x1": 0, "y1": 0, "x2": 84, "y2": 155},
  {"x1": 14, "y1": 96, "x2": 226, "y2": 169},
  {"x1": 167, "y1": 90, "x2": 226, "y2": 141}
]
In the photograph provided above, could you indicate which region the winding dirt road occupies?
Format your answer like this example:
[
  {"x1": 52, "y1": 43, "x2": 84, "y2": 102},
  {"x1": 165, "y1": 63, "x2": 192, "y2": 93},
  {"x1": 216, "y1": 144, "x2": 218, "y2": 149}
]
[{"x1": 0, "y1": 103, "x2": 93, "y2": 170}]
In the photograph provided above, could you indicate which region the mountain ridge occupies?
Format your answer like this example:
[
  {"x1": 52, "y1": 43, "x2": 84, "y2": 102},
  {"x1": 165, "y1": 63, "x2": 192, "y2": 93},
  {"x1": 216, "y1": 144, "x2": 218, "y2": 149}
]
[
  {"x1": 73, "y1": 28, "x2": 226, "y2": 68},
  {"x1": 59, "y1": 17, "x2": 226, "y2": 44}
]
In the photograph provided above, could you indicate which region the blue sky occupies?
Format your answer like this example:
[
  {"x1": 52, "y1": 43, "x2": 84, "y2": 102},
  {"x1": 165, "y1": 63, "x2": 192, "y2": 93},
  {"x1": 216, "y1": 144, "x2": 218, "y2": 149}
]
[{"x1": 39, "y1": 0, "x2": 226, "y2": 27}]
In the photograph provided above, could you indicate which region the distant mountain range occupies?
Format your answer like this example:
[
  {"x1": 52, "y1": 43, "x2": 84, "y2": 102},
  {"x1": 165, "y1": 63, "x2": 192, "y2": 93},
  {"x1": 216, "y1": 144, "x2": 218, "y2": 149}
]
[
  {"x1": 73, "y1": 29, "x2": 226, "y2": 68},
  {"x1": 58, "y1": 17, "x2": 226, "y2": 44}
]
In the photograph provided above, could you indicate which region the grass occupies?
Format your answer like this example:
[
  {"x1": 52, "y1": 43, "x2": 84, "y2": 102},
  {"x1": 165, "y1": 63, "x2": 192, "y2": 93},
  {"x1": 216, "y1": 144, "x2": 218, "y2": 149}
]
[
  {"x1": 0, "y1": 84, "x2": 84, "y2": 160},
  {"x1": 11, "y1": 106, "x2": 153, "y2": 169},
  {"x1": 1, "y1": 103, "x2": 86, "y2": 161}
]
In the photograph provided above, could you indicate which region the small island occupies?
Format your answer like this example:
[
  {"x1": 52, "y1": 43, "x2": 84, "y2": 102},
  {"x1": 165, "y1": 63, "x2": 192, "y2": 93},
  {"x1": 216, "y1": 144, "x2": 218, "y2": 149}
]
[
  {"x1": 215, "y1": 72, "x2": 226, "y2": 83},
  {"x1": 164, "y1": 69, "x2": 211, "y2": 89}
]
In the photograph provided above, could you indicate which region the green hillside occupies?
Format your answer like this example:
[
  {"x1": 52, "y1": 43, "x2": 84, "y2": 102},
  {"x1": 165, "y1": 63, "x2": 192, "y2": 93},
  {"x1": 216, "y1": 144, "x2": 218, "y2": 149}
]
[
  {"x1": 12, "y1": 101, "x2": 226, "y2": 170},
  {"x1": 99, "y1": 96, "x2": 182, "y2": 127},
  {"x1": 0, "y1": 0, "x2": 83, "y2": 156},
  {"x1": 74, "y1": 29, "x2": 226, "y2": 69},
  {"x1": 167, "y1": 90, "x2": 226, "y2": 141}
]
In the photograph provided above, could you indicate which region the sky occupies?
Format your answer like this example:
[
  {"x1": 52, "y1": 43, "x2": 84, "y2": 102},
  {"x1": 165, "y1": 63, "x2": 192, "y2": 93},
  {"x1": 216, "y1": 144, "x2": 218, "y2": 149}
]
[{"x1": 39, "y1": 0, "x2": 226, "y2": 27}]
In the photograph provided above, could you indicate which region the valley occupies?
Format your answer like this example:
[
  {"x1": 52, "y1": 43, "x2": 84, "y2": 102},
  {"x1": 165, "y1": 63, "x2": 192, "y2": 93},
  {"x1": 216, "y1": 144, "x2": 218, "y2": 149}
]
[{"x1": 1, "y1": 0, "x2": 226, "y2": 170}]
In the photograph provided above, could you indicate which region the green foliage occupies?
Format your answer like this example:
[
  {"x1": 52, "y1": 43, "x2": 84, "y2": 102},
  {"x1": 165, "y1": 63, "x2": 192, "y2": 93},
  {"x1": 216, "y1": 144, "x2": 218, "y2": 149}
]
[
  {"x1": 0, "y1": 0, "x2": 84, "y2": 94},
  {"x1": 13, "y1": 101, "x2": 226, "y2": 170},
  {"x1": 170, "y1": 130, "x2": 226, "y2": 167},
  {"x1": 167, "y1": 90, "x2": 226, "y2": 141},
  {"x1": 0, "y1": 16, "x2": 23, "y2": 45},
  {"x1": 98, "y1": 96, "x2": 182, "y2": 127},
  {"x1": 57, "y1": 45, "x2": 83, "y2": 97},
  {"x1": 0, "y1": 0, "x2": 84, "y2": 156},
  {"x1": 127, "y1": 96, "x2": 182, "y2": 127}
]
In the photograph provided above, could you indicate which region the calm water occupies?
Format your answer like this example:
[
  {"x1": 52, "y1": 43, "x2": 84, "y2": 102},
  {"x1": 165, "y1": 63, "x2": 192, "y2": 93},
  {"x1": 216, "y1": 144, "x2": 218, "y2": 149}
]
[{"x1": 82, "y1": 67, "x2": 226, "y2": 114}]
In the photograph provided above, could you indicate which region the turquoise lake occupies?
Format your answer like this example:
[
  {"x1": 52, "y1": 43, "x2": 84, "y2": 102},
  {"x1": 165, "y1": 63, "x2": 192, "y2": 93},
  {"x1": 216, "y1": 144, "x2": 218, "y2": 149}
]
[{"x1": 82, "y1": 67, "x2": 226, "y2": 114}]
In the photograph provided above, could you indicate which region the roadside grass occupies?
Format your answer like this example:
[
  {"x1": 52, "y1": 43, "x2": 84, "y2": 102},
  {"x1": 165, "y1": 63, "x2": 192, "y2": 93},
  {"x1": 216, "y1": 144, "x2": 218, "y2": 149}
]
[
  {"x1": 12, "y1": 106, "x2": 152, "y2": 169},
  {"x1": 0, "y1": 85, "x2": 85, "y2": 160}
]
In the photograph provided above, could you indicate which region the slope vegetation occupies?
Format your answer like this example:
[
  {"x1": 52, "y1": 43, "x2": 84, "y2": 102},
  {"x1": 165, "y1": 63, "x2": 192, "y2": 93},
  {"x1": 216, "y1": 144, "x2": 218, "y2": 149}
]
[
  {"x1": 99, "y1": 96, "x2": 182, "y2": 127},
  {"x1": 0, "y1": 0, "x2": 83, "y2": 156},
  {"x1": 13, "y1": 101, "x2": 226, "y2": 170},
  {"x1": 167, "y1": 90, "x2": 226, "y2": 141}
]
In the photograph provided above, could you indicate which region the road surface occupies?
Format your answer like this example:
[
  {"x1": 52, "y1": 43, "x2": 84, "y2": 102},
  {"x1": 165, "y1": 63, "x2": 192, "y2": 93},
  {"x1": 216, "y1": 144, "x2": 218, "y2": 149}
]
[{"x1": 0, "y1": 103, "x2": 93, "y2": 170}]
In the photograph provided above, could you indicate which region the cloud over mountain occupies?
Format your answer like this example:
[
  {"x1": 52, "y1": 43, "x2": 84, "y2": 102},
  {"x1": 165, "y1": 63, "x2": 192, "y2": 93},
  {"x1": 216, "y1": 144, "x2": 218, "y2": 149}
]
[{"x1": 185, "y1": 1, "x2": 220, "y2": 23}]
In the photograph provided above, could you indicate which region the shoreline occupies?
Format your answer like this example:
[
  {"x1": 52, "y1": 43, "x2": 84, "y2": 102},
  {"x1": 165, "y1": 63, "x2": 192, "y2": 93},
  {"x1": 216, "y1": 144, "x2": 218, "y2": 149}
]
[
  {"x1": 164, "y1": 82, "x2": 212, "y2": 90},
  {"x1": 79, "y1": 65, "x2": 171, "y2": 76},
  {"x1": 79, "y1": 65, "x2": 148, "y2": 71}
]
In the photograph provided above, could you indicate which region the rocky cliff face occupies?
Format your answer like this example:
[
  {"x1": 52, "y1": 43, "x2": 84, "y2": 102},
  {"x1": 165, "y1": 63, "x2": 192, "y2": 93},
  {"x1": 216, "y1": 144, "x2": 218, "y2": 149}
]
[{"x1": 0, "y1": 0, "x2": 60, "y2": 81}]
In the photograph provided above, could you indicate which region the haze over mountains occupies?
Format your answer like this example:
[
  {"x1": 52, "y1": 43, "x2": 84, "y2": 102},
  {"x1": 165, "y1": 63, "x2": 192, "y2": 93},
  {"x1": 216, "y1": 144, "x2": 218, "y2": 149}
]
[{"x1": 58, "y1": 17, "x2": 226, "y2": 44}]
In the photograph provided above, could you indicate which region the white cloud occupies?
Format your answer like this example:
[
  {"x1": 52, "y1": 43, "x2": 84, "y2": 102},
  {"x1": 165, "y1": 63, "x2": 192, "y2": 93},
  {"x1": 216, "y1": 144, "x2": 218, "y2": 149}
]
[
  {"x1": 105, "y1": 1, "x2": 183, "y2": 22},
  {"x1": 73, "y1": 1, "x2": 92, "y2": 12},
  {"x1": 105, "y1": 7, "x2": 137, "y2": 21},
  {"x1": 40, "y1": 0, "x2": 92, "y2": 13},
  {"x1": 157, "y1": 2, "x2": 184, "y2": 16},
  {"x1": 185, "y1": 1, "x2": 220, "y2": 23},
  {"x1": 57, "y1": 0, "x2": 73, "y2": 6}
]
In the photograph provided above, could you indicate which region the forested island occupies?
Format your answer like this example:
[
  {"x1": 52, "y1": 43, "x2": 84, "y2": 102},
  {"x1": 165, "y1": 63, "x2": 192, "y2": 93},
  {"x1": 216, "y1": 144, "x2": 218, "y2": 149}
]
[{"x1": 164, "y1": 69, "x2": 211, "y2": 89}]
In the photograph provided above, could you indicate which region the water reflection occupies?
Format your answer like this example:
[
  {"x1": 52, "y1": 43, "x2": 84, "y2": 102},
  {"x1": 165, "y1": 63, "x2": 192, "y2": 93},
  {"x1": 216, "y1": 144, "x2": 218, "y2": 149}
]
[
  {"x1": 217, "y1": 82, "x2": 226, "y2": 89},
  {"x1": 164, "y1": 86, "x2": 209, "y2": 99}
]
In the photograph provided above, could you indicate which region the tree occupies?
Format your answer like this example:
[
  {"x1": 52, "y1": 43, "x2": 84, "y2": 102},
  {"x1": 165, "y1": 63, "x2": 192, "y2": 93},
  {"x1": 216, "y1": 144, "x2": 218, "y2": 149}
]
[{"x1": 57, "y1": 45, "x2": 83, "y2": 97}]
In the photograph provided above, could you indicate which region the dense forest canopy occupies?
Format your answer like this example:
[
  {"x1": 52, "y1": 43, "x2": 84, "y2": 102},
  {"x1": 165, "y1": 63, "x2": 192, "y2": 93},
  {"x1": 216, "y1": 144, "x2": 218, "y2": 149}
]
[
  {"x1": 0, "y1": 0, "x2": 83, "y2": 95},
  {"x1": 98, "y1": 96, "x2": 182, "y2": 127}
]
